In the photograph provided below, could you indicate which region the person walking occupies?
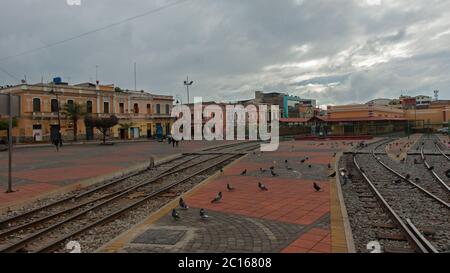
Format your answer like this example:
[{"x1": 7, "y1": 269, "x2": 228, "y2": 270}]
[
  {"x1": 58, "y1": 132, "x2": 63, "y2": 148},
  {"x1": 53, "y1": 136, "x2": 60, "y2": 152}
]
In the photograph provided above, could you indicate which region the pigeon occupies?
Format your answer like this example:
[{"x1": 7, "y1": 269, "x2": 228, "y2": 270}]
[
  {"x1": 300, "y1": 159, "x2": 306, "y2": 163},
  {"x1": 394, "y1": 179, "x2": 402, "y2": 184},
  {"x1": 172, "y1": 209, "x2": 180, "y2": 220},
  {"x1": 328, "y1": 171, "x2": 336, "y2": 178},
  {"x1": 260, "y1": 168, "x2": 267, "y2": 173},
  {"x1": 270, "y1": 169, "x2": 278, "y2": 176},
  {"x1": 428, "y1": 166, "x2": 434, "y2": 171},
  {"x1": 211, "y1": 192, "x2": 222, "y2": 203},
  {"x1": 414, "y1": 178, "x2": 420, "y2": 182},
  {"x1": 313, "y1": 182, "x2": 322, "y2": 192},
  {"x1": 308, "y1": 165, "x2": 312, "y2": 169},
  {"x1": 241, "y1": 169, "x2": 247, "y2": 175},
  {"x1": 179, "y1": 197, "x2": 189, "y2": 210},
  {"x1": 269, "y1": 166, "x2": 275, "y2": 170},
  {"x1": 220, "y1": 168, "x2": 224, "y2": 174},
  {"x1": 285, "y1": 165, "x2": 293, "y2": 171},
  {"x1": 258, "y1": 182, "x2": 268, "y2": 191},
  {"x1": 285, "y1": 160, "x2": 288, "y2": 164},
  {"x1": 227, "y1": 183, "x2": 235, "y2": 191},
  {"x1": 200, "y1": 208, "x2": 209, "y2": 219},
  {"x1": 405, "y1": 174, "x2": 410, "y2": 180}
]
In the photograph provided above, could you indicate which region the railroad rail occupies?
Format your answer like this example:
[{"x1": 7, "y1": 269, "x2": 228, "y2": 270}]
[
  {"x1": 0, "y1": 141, "x2": 260, "y2": 253},
  {"x1": 352, "y1": 154, "x2": 438, "y2": 253}
]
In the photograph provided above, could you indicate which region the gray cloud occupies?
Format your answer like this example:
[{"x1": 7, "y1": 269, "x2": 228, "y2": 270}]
[{"x1": 0, "y1": 0, "x2": 449, "y2": 105}]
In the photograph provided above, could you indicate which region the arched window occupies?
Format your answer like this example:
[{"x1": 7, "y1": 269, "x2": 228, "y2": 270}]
[
  {"x1": 33, "y1": 98, "x2": 41, "y2": 112},
  {"x1": 86, "y1": 101, "x2": 93, "y2": 113},
  {"x1": 134, "y1": 103, "x2": 139, "y2": 114},
  {"x1": 51, "y1": 99, "x2": 59, "y2": 113}
]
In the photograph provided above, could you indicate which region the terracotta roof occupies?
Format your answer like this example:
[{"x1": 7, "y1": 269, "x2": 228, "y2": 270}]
[
  {"x1": 280, "y1": 118, "x2": 309, "y2": 123},
  {"x1": 324, "y1": 116, "x2": 406, "y2": 122}
]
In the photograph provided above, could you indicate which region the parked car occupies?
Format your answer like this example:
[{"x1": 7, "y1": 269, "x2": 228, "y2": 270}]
[{"x1": 437, "y1": 127, "x2": 448, "y2": 135}]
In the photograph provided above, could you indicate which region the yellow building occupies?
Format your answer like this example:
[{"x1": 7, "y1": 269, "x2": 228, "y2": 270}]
[{"x1": 0, "y1": 82, "x2": 174, "y2": 142}]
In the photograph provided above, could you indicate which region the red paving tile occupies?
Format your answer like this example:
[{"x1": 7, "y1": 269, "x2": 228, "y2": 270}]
[
  {"x1": 282, "y1": 228, "x2": 331, "y2": 253},
  {"x1": 186, "y1": 174, "x2": 330, "y2": 225},
  {"x1": 1, "y1": 165, "x2": 123, "y2": 183},
  {"x1": 0, "y1": 183, "x2": 59, "y2": 204}
]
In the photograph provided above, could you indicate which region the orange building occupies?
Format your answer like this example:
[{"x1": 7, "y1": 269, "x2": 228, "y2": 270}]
[{"x1": 0, "y1": 82, "x2": 173, "y2": 142}]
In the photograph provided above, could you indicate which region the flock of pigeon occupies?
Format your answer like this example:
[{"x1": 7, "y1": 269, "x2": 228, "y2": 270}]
[{"x1": 171, "y1": 152, "x2": 339, "y2": 221}]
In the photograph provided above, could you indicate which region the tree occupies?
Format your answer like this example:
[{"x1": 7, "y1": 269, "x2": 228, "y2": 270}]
[
  {"x1": 63, "y1": 102, "x2": 86, "y2": 141},
  {"x1": 119, "y1": 122, "x2": 134, "y2": 139},
  {"x1": 85, "y1": 115, "x2": 118, "y2": 144},
  {"x1": 0, "y1": 118, "x2": 18, "y2": 143}
]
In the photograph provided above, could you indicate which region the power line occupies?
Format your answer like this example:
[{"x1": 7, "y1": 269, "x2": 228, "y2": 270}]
[
  {"x1": 0, "y1": 0, "x2": 192, "y2": 63},
  {"x1": 0, "y1": 66, "x2": 20, "y2": 81}
]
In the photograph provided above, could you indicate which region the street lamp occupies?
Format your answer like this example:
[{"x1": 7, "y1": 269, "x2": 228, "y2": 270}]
[
  {"x1": 183, "y1": 76, "x2": 193, "y2": 105},
  {"x1": 49, "y1": 82, "x2": 62, "y2": 142}
]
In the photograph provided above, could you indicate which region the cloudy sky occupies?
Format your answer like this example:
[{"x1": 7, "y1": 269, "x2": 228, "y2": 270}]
[{"x1": 0, "y1": 0, "x2": 449, "y2": 106}]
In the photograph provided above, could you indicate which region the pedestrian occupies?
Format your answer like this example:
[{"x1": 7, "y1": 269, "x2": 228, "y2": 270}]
[
  {"x1": 58, "y1": 132, "x2": 63, "y2": 148},
  {"x1": 53, "y1": 137, "x2": 59, "y2": 152}
]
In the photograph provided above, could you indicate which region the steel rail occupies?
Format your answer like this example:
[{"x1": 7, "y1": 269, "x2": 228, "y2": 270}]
[
  {"x1": 0, "y1": 141, "x2": 257, "y2": 229},
  {"x1": 0, "y1": 142, "x2": 259, "y2": 241},
  {"x1": 420, "y1": 145, "x2": 450, "y2": 193},
  {"x1": 352, "y1": 155, "x2": 430, "y2": 253},
  {"x1": 0, "y1": 143, "x2": 259, "y2": 252},
  {"x1": 371, "y1": 142, "x2": 450, "y2": 209}
]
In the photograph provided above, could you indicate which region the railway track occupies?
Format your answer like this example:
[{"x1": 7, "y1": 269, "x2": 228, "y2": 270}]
[
  {"x1": 342, "y1": 138, "x2": 450, "y2": 253},
  {"x1": 0, "y1": 141, "x2": 260, "y2": 253}
]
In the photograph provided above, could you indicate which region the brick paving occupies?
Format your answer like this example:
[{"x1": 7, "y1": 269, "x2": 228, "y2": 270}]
[
  {"x1": 0, "y1": 140, "x2": 234, "y2": 206},
  {"x1": 107, "y1": 139, "x2": 359, "y2": 253}
]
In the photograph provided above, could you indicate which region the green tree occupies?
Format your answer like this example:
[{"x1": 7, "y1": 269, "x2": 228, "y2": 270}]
[
  {"x1": 85, "y1": 115, "x2": 119, "y2": 144},
  {"x1": 0, "y1": 118, "x2": 18, "y2": 142},
  {"x1": 63, "y1": 102, "x2": 86, "y2": 142}
]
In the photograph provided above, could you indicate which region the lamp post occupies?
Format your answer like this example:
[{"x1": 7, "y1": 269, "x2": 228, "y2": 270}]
[
  {"x1": 175, "y1": 94, "x2": 183, "y2": 105},
  {"x1": 183, "y1": 76, "x2": 193, "y2": 105}
]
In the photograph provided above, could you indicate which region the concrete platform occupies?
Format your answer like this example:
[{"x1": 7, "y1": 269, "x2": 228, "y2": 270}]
[
  {"x1": 0, "y1": 140, "x2": 236, "y2": 207},
  {"x1": 100, "y1": 139, "x2": 362, "y2": 253}
]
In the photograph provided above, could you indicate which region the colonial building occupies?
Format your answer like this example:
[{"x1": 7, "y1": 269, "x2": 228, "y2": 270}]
[{"x1": 0, "y1": 82, "x2": 174, "y2": 142}]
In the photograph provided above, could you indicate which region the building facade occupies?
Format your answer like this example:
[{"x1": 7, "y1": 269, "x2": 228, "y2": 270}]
[{"x1": 0, "y1": 82, "x2": 174, "y2": 142}]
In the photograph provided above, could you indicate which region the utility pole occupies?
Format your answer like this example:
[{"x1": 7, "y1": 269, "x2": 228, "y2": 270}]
[
  {"x1": 6, "y1": 93, "x2": 13, "y2": 193},
  {"x1": 183, "y1": 76, "x2": 193, "y2": 105},
  {"x1": 134, "y1": 62, "x2": 137, "y2": 91}
]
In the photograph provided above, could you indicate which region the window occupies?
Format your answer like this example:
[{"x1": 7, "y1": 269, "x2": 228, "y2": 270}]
[
  {"x1": 51, "y1": 99, "x2": 59, "y2": 113},
  {"x1": 104, "y1": 102, "x2": 109, "y2": 113},
  {"x1": 134, "y1": 103, "x2": 139, "y2": 114},
  {"x1": 156, "y1": 104, "x2": 161, "y2": 114},
  {"x1": 86, "y1": 101, "x2": 93, "y2": 113},
  {"x1": 165, "y1": 104, "x2": 170, "y2": 114},
  {"x1": 33, "y1": 98, "x2": 41, "y2": 112},
  {"x1": 67, "y1": 100, "x2": 74, "y2": 110},
  {"x1": 119, "y1": 103, "x2": 124, "y2": 114},
  {"x1": 147, "y1": 104, "x2": 151, "y2": 114}
]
